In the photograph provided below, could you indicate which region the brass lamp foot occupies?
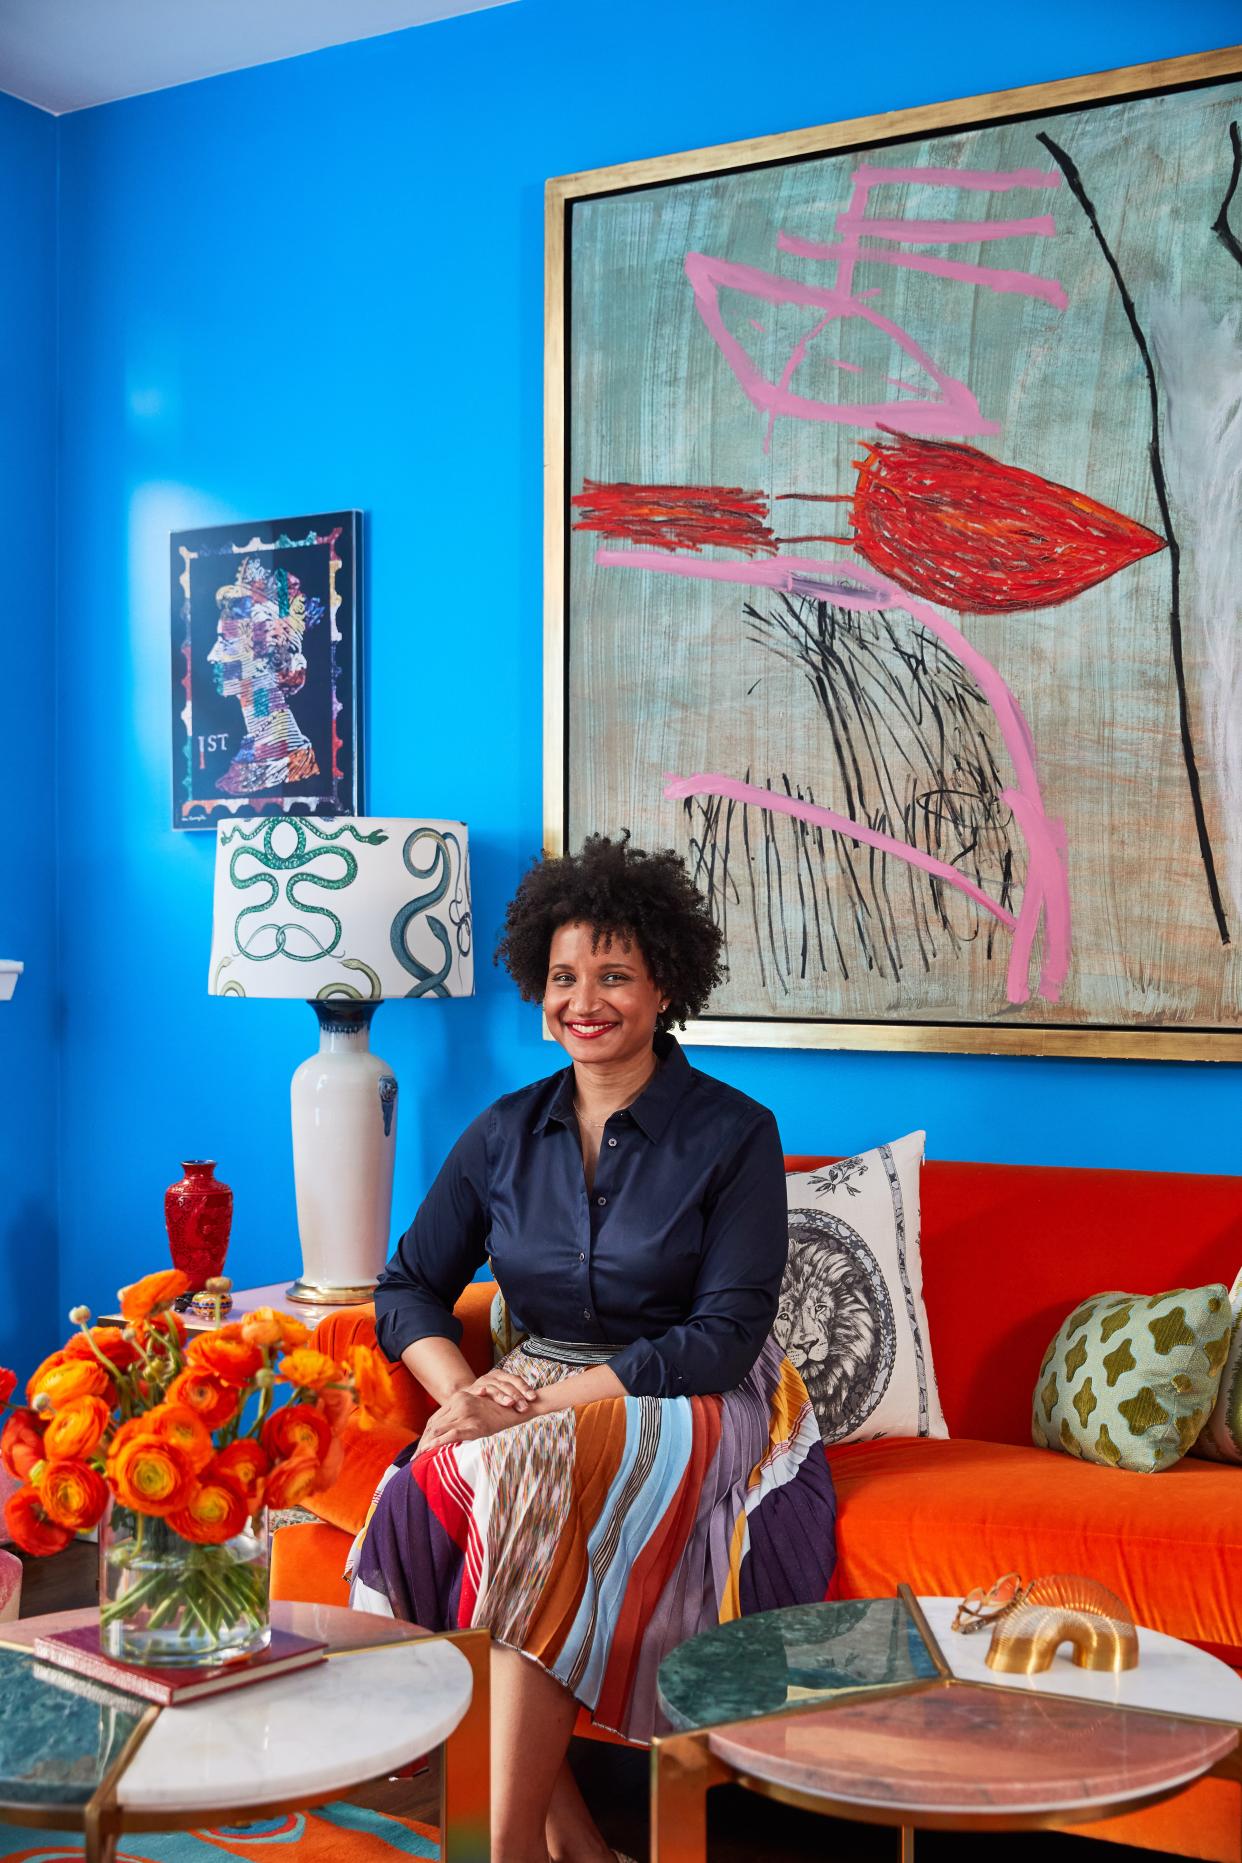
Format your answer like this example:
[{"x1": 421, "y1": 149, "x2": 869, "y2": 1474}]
[{"x1": 285, "y1": 1278, "x2": 378, "y2": 1307}]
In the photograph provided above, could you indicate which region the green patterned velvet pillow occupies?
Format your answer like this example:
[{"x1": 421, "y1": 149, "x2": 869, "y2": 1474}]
[
  {"x1": 1191, "y1": 1269, "x2": 1242, "y2": 1465},
  {"x1": 1032, "y1": 1285, "x2": 1231, "y2": 1473}
]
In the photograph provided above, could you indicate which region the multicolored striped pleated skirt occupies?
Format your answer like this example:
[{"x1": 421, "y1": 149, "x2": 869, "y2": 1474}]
[{"x1": 348, "y1": 1335, "x2": 836, "y2": 1742}]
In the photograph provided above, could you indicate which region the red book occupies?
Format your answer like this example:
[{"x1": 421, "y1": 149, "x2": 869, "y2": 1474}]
[{"x1": 32, "y1": 1623, "x2": 328, "y2": 1706}]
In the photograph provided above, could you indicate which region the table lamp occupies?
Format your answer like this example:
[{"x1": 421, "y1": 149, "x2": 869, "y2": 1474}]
[{"x1": 208, "y1": 817, "x2": 472, "y2": 1304}]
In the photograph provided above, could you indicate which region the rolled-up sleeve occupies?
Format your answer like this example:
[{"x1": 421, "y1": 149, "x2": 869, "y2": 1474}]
[
  {"x1": 608, "y1": 1109, "x2": 787, "y2": 1399},
  {"x1": 373, "y1": 1113, "x2": 491, "y2": 1363}
]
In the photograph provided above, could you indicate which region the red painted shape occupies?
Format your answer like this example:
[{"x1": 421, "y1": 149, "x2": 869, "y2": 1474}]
[
  {"x1": 849, "y1": 435, "x2": 1165, "y2": 613},
  {"x1": 571, "y1": 479, "x2": 777, "y2": 557}
]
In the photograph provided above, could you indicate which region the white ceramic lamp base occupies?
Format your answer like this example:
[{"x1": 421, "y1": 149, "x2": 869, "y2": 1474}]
[{"x1": 288, "y1": 1001, "x2": 398, "y2": 1305}]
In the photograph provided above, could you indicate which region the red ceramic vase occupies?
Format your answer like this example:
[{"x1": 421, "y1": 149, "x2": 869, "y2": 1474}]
[{"x1": 165, "y1": 1160, "x2": 233, "y2": 1293}]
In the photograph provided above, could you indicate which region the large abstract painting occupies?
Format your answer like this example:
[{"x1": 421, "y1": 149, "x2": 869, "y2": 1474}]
[
  {"x1": 547, "y1": 48, "x2": 1242, "y2": 1057},
  {"x1": 171, "y1": 512, "x2": 362, "y2": 831}
]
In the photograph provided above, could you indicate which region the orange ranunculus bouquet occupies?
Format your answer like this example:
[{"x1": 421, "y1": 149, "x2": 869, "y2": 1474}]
[{"x1": 0, "y1": 1272, "x2": 395, "y2": 1665}]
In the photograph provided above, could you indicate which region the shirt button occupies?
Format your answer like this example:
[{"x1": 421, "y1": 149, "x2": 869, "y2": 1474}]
[
  {"x1": 579, "y1": 1252, "x2": 585, "y2": 1262},
  {"x1": 607, "y1": 1137, "x2": 618, "y2": 1148},
  {"x1": 597, "y1": 1195, "x2": 607, "y2": 1206},
  {"x1": 583, "y1": 1307, "x2": 591, "y2": 1319}
]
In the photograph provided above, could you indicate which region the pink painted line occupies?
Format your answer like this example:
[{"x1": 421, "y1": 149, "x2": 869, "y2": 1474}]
[
  {"x1": 596, "y1": 547, "x2": 878, "y2": 594},
  {"x1": 846, "y1": 572, "x2": 1067, "y2": 1004},
  {"x1": 777, "y1": 233, "x2": 1068, "y2": 308},
  {"x1": 1007, "y1": 789, "x2": 1071, "y2": 1000},
  {"x1": 769, "y1": 310, "x2": 835, "y2": 449},
  {"x1": 596, "y1": 546, "x2": 1070, "y2": 1003},
  {"x1": 684, "y1": 250, "x2": 997, "y2": 437},
  {"x1": 833, "y1": 213, "x2": 1057, "y2": 243},
  {"x1": 663, "y1": 772, "x2": 1019, "y2": 930},
  {"x1": 850, "y1": 163, "x2": 1062, "y2": 193}
]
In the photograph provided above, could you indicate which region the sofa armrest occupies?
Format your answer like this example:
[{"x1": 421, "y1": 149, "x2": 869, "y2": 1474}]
[
  {"x1": 301, "y1": 1412, "x2": 419, "y2": 1536},
  {"x1": 302, "y1": 1278, "x2": 498, "y2": 1539},
  {"x1": 311, "y1": 1278, "x2": 497, "y2": 1432},
  {"x1": 270, "y1": 1520, "x2": 352, "y2": 1606}
]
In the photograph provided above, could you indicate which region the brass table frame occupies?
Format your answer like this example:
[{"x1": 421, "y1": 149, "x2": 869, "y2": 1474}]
[
  {"x1": 650, "y1": 1592, "x2": 1242, "y2": 1862},
  {"x1": 0, "y1": 1625, "x2": 491, "y2": 1863}
]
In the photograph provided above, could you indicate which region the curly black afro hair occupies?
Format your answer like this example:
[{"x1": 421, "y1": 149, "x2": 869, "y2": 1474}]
[{"x1": 495, "y1": 834, "x2": 725, "y2": 1031}]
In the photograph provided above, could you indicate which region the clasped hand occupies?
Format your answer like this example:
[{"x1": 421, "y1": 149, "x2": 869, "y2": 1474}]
[{"x1": 418, "y1": 1368, "x2": 539, "y2": 1457}]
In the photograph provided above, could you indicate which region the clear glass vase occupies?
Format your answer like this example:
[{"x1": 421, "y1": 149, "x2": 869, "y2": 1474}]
[{"x1": 99, "y1": 1503, "x2": 271, "y2": 1667}]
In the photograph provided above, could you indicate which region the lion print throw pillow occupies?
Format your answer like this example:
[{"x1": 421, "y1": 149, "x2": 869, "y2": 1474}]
[{"x1": 776, "y1": 1132, "x2": 947, "y2": 1446}]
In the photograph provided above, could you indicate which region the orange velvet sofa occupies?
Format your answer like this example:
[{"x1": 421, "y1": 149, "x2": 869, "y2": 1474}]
[{"x1": 271, "y1": 1156, "x2": 1242, "y2": 1858}]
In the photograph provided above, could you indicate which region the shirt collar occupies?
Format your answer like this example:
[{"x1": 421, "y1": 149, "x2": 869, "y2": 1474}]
[{"x1": 533, "y1": 1033, "x2": 692, "y2": 1142}]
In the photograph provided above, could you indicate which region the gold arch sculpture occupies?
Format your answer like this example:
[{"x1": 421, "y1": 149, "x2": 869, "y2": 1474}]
[{"x1": 986, "y1": 1576, "x2": 1139, "y2": 1674}]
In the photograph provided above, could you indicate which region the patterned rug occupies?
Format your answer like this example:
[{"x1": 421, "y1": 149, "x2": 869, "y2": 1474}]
[{"x1": 0, "y1": 1804, "x2": 439, "y2": 1860}]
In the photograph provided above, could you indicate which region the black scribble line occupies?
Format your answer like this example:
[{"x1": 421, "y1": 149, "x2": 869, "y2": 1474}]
[
  {"x1": 794, "y1": 801, "x2": 828, "y2": 974},
  {"x1": 1213, "y1": 121, "x2": 1242, "y2": 270},
  {"x1": 1039, "y1": 129, "x2": 1230, "y2": 947},
  {"x1": 782, "y1": 775, "x2": 812, "y2": 978},
  {"x1": 808, "y1": 787, "x2": 849, "y2": 978},
  {"x1": 760, "y1": 798, "x2": 779, "y2": 989},
  {"x1": 684, "y1": 795, "x2": 739, "y2": 965},
  {"x1": 987, "y1": 846, "x2": 1014, "y2": 963},
  {"x1": 773, "y1": 800, "x2": 792, "y2": 978},
  {"x1": 739, "y1": 778, "x2": 767, "y2": 991},
  {"x1": 721, "y1": 797, "x2": 736, "y2": 954},
  {"x1": 686, "y1": 597, "x2": 1016, "y2": 987}
]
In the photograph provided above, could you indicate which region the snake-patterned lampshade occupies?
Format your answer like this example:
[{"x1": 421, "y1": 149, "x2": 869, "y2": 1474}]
[{"x1": 208, "y1": 817, "x2": 473, "y2": 1001}]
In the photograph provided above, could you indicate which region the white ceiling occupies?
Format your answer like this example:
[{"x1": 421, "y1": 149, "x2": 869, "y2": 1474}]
[{"x1": 0, "y1": 0, "x2": 512, "y2": 115}]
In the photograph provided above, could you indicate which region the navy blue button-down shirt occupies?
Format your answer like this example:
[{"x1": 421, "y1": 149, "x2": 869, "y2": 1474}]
[{"x1": 374, "y1": 1037, "x2": 787, "y2": 1399}]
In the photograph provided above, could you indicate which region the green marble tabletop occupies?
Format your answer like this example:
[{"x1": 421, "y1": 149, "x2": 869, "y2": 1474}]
[
  {"x1": 657, "y1": 1596, "x2": 941, "y2": 1732},
  {"x1": 0, "y1": 1646, "x2": 146, "y2": 1809}
]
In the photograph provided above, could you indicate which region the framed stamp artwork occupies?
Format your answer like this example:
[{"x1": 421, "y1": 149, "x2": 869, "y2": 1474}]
[
  {"x1": 545, "y1": 45, "x2": 1242, "y2": 1059},
  {"x1": 171, "y1": 511, "x2": 362, "y2": 831}
]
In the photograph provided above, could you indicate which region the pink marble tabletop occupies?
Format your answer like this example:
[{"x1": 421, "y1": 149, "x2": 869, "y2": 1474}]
[{"x1": 707, "y1": 1685, "x2": 1238, "y2": 1817}]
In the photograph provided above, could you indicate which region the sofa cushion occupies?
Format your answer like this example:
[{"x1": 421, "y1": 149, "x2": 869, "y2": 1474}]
[
  {"x1": 1032, "y1": 1285, "x2": 1231, "y2": 1473},
  {"x1": 303, "y1": 1286, "x2": 497, "y2": 1538},
  {"x1": 827, "y1": 1436, "x2": 1242, "y2": 1664},
  {"x1": 779, "y1": 1133, "x2": 946, "y2": 1445}
]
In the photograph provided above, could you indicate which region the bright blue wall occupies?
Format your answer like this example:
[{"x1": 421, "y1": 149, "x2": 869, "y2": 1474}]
[
  {"x1": 50, "y1": 0, "x2": 1242, "y2": 1325},
  {"x1": 0, "y1": 95, "x2": 58, "y2": 1371}
]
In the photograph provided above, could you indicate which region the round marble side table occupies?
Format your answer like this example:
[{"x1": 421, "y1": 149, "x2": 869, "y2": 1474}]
[
  {"x1": 0, "y1": 1601, "x2": 489, "y2": 1863},
  {"x1": 651, "y1": 1593, "x2": 1241, "y2": 1862}
]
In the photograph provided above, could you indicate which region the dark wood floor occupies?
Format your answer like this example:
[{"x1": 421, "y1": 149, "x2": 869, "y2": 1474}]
[{"x1": 14, "y1": 1543, "x2": 1199, "y2": 1862}]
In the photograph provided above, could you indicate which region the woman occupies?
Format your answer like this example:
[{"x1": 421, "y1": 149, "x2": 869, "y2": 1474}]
[{"x1": 351, "y1": 836, "x2": 836, "y2": 1863}]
